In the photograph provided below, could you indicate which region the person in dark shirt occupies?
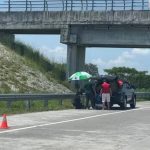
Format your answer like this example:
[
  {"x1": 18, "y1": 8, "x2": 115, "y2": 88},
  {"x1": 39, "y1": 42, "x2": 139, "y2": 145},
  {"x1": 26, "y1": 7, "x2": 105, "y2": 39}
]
[
  {"x1": 73, "y1": 91, "x2": 84, "y2": 109},
  {"x1": 84, "y1": 79, "x2": 96, "y2": 109}
]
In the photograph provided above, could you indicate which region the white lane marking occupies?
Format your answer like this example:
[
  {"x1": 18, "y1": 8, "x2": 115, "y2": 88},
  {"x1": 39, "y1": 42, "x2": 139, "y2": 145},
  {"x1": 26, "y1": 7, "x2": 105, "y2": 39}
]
[
  {"x1": 0, "y1": 107, "x2": 150, "y2": 134},
  {"x1": 52, "y1": 129, "x2": 99, "y2": 133}
]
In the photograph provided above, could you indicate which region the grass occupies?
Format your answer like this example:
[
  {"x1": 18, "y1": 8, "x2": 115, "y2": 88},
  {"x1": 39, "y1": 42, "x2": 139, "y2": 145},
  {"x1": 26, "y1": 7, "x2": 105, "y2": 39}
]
[
  {"x1": 0, "y1": 98, "x2": 149, "y2": 115},
  {"x1": 0, "y1": 99, "x2": 74, "y2": 115},
  {"x1": 136, "y1": 98, "x2": 150, "y2": 101}
]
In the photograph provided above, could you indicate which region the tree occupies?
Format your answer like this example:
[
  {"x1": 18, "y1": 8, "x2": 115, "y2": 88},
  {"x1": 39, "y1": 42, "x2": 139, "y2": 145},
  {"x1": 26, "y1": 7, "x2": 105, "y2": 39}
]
[
  {"x1": 104, "y1": 67, "x2": 150, "y2": 89},
  {"x1": 85, "y1": 63, "x2": 99, "y2": 76}
]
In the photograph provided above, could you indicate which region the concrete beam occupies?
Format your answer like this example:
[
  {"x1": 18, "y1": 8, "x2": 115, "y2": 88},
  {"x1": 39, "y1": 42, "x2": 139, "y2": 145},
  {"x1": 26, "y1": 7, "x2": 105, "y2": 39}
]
[{"x1": 63, "y1": 25, "x2": 150, "y2": 48}]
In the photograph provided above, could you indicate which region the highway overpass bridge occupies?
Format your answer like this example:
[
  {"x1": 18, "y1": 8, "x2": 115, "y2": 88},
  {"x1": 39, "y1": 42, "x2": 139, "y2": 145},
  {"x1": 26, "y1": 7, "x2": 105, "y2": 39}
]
[{"x1": 0, "y1": 0, "x2": 150, "y2": 77}]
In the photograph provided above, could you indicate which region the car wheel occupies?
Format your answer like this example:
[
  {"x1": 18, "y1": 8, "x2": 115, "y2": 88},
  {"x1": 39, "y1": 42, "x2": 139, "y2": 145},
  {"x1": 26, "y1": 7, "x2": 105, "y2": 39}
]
[
  {"x1": 130, "y1": 95, "x2": 136, "y2": 109},
  {"x1": 120, "y1": 96, "x2": 127, "y2": 110}
]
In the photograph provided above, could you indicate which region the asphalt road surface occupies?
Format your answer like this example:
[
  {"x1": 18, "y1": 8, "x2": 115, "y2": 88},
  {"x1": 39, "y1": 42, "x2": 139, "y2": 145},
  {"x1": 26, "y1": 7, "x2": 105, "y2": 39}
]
[{"x1": 0, "y1": 101, "x2": 150, "y2": 150}]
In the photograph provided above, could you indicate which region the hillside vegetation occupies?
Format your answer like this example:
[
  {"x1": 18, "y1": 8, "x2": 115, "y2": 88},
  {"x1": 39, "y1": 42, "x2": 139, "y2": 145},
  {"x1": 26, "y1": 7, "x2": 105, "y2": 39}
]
[{"x1": 0, "y1": 42, "x2": 71, "y2": 93}]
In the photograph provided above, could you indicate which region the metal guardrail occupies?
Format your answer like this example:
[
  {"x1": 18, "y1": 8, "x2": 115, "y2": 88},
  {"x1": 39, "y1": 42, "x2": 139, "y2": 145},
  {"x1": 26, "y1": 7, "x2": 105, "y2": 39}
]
[
  {"x1": 0, "y1": 93, "x2": 76, "y2": 110},
  {"x1": 135, "y1": 92, "x2": 150, "y2": 98},
  {"x1": 0, "y1": 92, "x2": 149, "y2": 101},
  {"x1": 0, "y1": 0, "x2": 149, "y2": 12},
  {"x1": 0, "y1": 92, "x2": 149, "y2": 110},
  {"x1": 0, "y1": 93, "x2": 75, "y2": 101}
]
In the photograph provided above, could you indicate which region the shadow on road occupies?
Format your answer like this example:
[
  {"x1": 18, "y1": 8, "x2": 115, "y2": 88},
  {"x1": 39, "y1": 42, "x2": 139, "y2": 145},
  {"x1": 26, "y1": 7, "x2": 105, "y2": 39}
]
[
  {"x1": 94, "y1": 105, "x2": 140, "y2": 111},
  {"x1": 109, "y1": 106, "x2": 139, "y2": 111}
]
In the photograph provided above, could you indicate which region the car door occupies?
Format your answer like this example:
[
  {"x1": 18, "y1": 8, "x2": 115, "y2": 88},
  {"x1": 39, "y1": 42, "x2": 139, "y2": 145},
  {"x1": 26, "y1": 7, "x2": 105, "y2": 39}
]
[{"x1": 125, "y1": 83, "x2": 133, "y2": 101}]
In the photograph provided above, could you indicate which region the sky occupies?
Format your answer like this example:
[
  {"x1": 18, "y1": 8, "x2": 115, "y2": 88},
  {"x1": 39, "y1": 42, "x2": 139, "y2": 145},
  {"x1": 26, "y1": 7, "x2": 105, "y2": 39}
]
[{"x1": 15, "y1": 35, "x2": 150, "y2": 74}]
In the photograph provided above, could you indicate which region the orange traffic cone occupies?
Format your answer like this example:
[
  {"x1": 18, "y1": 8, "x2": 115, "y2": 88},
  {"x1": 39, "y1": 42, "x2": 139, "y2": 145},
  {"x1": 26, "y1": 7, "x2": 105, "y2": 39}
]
[{"x1": 0, "y1": 114, "x2": 9, "y2": 129}]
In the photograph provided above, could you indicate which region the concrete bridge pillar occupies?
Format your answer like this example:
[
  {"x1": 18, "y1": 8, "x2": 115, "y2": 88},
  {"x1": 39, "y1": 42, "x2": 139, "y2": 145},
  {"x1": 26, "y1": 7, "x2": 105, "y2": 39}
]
[
  {"x1": 67, "y1": 44, "x2": 85, "y2": 78},
  {"x1": 61, "y1": 28, "x2": 86, "y2": 79}
]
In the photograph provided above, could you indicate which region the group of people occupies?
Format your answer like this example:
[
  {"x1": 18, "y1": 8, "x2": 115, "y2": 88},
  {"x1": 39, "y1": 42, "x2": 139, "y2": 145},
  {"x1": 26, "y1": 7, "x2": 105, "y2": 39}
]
[
  {"x1": 84, "y1": 79, "x2": 112, "y2": 110},
  {"x1": 73, "y1": 79, "x2": 112, "y2": 110}
]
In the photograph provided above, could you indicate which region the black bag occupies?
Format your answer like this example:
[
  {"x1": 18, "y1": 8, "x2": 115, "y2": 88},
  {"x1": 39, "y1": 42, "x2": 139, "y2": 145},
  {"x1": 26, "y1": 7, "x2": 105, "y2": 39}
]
[{"x1": 73, "y1": 93, "x2": 84, "y2": 109}]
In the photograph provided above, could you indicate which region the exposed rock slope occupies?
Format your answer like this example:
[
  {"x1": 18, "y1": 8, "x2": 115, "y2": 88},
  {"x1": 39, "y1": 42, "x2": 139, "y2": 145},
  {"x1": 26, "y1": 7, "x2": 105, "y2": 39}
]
[{"x1": 0, "y1": 43, "x2": 71, "y2": 93}]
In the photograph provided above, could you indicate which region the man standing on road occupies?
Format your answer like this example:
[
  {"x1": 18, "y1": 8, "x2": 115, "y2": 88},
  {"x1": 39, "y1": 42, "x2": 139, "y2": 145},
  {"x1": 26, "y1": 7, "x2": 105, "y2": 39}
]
[
  {"x1": 100, "y1": 80, "x2": 112, "y2": 110},
  {"x1": 84, "y1": 79, "x2": 96, "y2": 109}
]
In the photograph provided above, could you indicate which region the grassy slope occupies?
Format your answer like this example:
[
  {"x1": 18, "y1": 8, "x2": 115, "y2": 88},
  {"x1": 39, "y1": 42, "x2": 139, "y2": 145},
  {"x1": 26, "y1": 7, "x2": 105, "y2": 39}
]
[{"x1": 0, "y1": 43, "x2": 71, "y2": 94}]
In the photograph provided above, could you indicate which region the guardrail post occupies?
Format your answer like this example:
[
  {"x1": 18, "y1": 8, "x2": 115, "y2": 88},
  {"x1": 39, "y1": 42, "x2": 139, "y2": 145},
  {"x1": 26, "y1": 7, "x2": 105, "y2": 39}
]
[
  {"x1": 25, "y1": 100, "x2": 31, "y2": 111},
  {"x1": 81, "y1": 0, "x2": 83, "y2": 10},
  {"x1": 86, "y1": 0, "x2": 88, "y2": 10},
  {"x1": 105, "y1": 0, "x2": 108, "y2": 10},
  {"x1": 26, "y1": 0, "x2": 28, "y2": 11},
  {"x1": 65, "y1": 0, "x2": 67, "y2": 11},
  {"x1": 29, "y1": 1, "x2": 32, "y2": 11},
  {"x1": 59, "y1": 98, "x2": 63, "y2": 106},
  {"x1": 6, "y1": 100, "x2": 12, "y2": 109},
  {"x1": 142, "y1": 0, "x2": 144, "y2": 10},
  {"x1": 8, "y1": 0, "x2": 11, "y2": 12},
  {"x1": 92, "y1": 0, "x2": 94, "y2": 11},
  {"x1": 112, "y1": 0, "x2": 114, "y2": 11},
  {"x1": 123, "y1": 0, "x2": 125, "y2": 10},
  {"x1": 81, "y1": 94, "x2": 85, "y2": 106},
  {"x1": 43, "y1": 1, "x2": 48, "y2": 11},
  {"x1": 44, "y1": 0, "x2": 45, "y2": 11},
  {"x1": 46, "y1": 1, "x2": 48, "y2": 11},
  {"x1": 44, "y1": 99, "x2": 48, "y2": 110},
  {"x1": 71, "y1": 0, "x2": 73, "y2": 11},
  {"x1": 61, "y1": 0, "x2": 64, "y2": 11},
  {"x1": 131, "y1": 0, "x2": 133, "y2": 10}
]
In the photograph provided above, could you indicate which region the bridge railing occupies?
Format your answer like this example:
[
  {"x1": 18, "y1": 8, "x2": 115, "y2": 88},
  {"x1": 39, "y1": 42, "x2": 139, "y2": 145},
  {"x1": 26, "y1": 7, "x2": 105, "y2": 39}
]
[{"x1": 0, "y1": 0, "x2": 149, "y2": 12}]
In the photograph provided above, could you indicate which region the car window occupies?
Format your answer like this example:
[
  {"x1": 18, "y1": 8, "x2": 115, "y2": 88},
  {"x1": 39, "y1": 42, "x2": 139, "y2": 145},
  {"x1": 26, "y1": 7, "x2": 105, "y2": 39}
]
[
  {"x1": 126, "y1": 83, "x2": 131, "y2": 89},
  {"x1": 123, "y1": 83, "x2": 130, "y2": 89},
  {"x1": 122, "y1": 83, "x2": 127, "y2": 89}
]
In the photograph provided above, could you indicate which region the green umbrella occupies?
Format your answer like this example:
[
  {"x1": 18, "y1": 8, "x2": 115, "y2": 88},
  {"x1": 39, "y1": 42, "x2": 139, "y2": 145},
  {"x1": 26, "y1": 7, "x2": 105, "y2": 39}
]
[{"x1": 69, "y1": 71, "x2": 92, "y2": 80}]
